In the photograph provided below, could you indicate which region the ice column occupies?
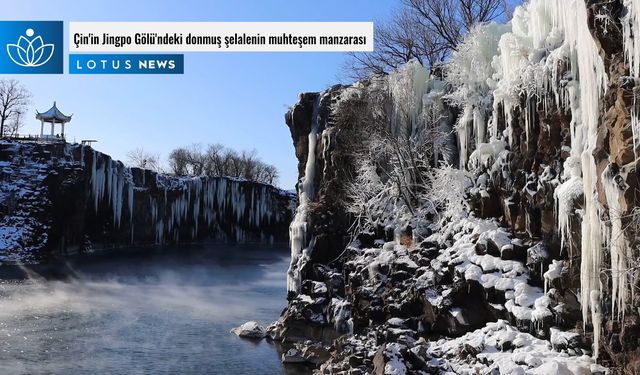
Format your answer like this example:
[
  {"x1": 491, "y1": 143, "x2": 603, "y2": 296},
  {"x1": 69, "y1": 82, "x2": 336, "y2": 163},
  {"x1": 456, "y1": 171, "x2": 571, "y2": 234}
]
[{"x1": 287, "y1": 93, "x2": 323, "y2": 294}]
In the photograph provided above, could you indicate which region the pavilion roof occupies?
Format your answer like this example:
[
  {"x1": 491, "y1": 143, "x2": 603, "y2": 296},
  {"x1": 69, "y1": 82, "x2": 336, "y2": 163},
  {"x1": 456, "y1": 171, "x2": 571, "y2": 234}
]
[{"x1": 36, "y1": 102, "x2": 72, "y2": 123}]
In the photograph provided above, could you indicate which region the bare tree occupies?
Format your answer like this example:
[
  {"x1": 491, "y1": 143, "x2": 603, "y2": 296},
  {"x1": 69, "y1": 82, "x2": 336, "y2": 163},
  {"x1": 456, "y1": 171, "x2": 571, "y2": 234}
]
[
  {"x1": 203, "y1": 143, "x2": 225, "y2": 176},
  {"x1": 404, "y1": 0, "x2": 508, "y2": 48},
  {"x1": 240, "y1": 149, "x2": 259, "y2": 180},
  {"x1": 186, "y1": 143, "x2": 205, "y2": 175},
  {"x1": 344, "y1": 9, "x2": 448, "y2": 81},
  {"x1": 5, "y1": 110, "x2": 23, "y2": 137},
  {"x1": 126, "y1": 147, "x2": 162, "y2": 172},
  {"x1": 336, "y1": 59, "x2": 462, "y2": 238},
  {"x1": 167, "y1": 143, "x2": 279, "y2": 185},
  {"x1": 0, "y1": 80, "x2": 31, "y2": 137},
  {"x1": 169, "y1": 147, "x2": 190, "y2": 176},
  {"x1": 344, "y1": 0, "x2": 512, "y2": 80}
]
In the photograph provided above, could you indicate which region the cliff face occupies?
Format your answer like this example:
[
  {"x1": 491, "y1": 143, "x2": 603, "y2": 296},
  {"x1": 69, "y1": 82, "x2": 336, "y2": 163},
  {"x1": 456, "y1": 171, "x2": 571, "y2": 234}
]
[
  {"x1": 285, "y1": 88, "x2": 354, "y2": 281},
  {"x1": 0, "y1": 140, "x2": 294, "y2": 264},
  {"x1": 279, "y1": 1, "x2": 640, "y2": 373}
]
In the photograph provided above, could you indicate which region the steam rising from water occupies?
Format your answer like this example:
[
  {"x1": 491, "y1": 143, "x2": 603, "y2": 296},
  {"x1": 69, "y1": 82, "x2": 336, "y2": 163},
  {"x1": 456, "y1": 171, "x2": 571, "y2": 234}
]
[{"x1": 0, "y1": 246, "x2": 300, "y2": 375}]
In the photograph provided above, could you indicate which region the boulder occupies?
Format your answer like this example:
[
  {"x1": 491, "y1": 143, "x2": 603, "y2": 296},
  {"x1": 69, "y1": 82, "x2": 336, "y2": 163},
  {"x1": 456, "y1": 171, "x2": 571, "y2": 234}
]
[
  {"x1": 500, "y1": 242, "x2": 526, "y2": 262},
  {"x1": 281, "y1": 348, "x2": 306, "y2": 363},
  {"x1": 281, "y1": 342, "x2": 331, "y2": 365},
  {"x1": 230, "y1": 321, "x2": 266, "y2": 339},
  {"x1": 549, "y1": 328, "x2": 583, "y2": 352},
  {"x1": 373, "y1": 343, "x2": 408, "y2": 375}
]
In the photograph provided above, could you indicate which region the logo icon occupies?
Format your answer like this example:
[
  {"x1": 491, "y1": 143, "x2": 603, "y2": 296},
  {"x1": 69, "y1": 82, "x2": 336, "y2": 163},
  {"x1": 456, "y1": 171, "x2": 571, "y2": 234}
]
[
  {"x1": 7, "y1": 28, "x2": 55, "y2": 67},
  {"x1": 0, "y1": 21, "x2": 63, "y2": 74}
]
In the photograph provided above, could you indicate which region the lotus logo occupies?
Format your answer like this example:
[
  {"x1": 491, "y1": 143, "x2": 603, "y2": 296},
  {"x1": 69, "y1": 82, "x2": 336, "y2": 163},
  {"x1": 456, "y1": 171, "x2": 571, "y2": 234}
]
[{"x1": 6, "y1": 28, "x2": 55, "y2": 67}]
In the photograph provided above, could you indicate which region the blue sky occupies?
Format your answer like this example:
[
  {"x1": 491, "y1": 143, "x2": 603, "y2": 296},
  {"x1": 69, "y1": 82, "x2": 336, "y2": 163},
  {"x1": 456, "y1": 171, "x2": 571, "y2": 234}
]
[{"x1": 3, "y1": 0, "x2": 397, "y2": 189}]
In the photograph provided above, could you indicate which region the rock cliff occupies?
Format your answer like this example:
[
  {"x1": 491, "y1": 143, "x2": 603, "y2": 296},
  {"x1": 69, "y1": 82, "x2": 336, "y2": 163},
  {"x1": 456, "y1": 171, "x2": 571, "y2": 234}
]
[
  {"x1": 276, "y1": 1, "x2": 640, "y2": 373},
  {"x1": 0, "y1": 140, "x2": 294, "y2": 264}
]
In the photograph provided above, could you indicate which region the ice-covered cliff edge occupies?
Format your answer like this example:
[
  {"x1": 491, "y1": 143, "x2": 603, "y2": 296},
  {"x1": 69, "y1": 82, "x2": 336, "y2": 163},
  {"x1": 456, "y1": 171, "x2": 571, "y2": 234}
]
[
  {"x1": 276, "y1": 0, "x2": 640, "y2": 372},
  {"x1": 0, "y1": 140, "x2": 294, "y2": 264}
]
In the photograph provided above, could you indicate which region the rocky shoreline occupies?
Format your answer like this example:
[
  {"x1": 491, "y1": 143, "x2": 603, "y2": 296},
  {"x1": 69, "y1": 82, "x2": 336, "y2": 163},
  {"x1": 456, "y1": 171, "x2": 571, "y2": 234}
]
[
  {"x1": 236, "y1": 214, "x2": 606, "y2": 374},
  {"x1": 231, "y1": 1, "x2": 640, "y2": 373}
]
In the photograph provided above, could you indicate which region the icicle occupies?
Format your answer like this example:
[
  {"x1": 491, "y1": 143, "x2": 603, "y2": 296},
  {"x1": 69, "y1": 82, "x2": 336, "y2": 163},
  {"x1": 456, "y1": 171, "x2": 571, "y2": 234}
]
[
  {"x1": 91, "y1": 151, "x2": 107, "y2": 213},
  {"x1": 554, "y1": 157, "x2": 583, "y2": 254},
  {"x1": 524, "y1": 95, "x2": 536, "y2": 144},
  {"x1": 528, "y1": 0, "x2": 608, "y2": 358},
  {"x1": 623, "y1": 1, "x2": 640, "y2": 159},
  {"x1": 623, "y1": 0, "x2": 640, "y2": 79},
  {"x1": 127, "y1": 175, "x2": 134, "y2": 221},
  {"x1": 591, "y1": 289, "x2": 602, "y2": 359},
  {"x1": 544, "y1": 260, "x2": 564, "y2": 294},
  {"x1": 287, "y1": 92, "x2": 324, "y2": 294},
  {"x1": 193, "y1": 178, "x2": 201, "y2": 236},
  {"x1": 486, "y1": 0, "x2": 609, "y2": 357},
  {"x1": 633, "y1": 99, "x2": 640, "y2": 159},
  {"x1": 458, "y1": 105, "x2": 473, "y2": 169},
  {"x1": 112, "y1": 163, "x2": 124, "y2": 228},
  {"x1": 602, "y1": 165, "x2": 630, "y2": 319},
  {"x1": 388, "y1": 60, "x2": 429, "y2": 138},
  {"x1": 473, "y1": 107, "x2": 486, "y2": 149}
]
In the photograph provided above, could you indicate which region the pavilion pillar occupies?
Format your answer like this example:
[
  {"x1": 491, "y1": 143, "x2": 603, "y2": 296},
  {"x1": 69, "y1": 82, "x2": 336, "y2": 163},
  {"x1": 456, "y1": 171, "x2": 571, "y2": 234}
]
[
  {"x1": 40, "y1": 119, "x2": 44, "y2": 137},
  {"x1": 61, "y1": 122, "x2": 65, "y2": 138},
  {"x1": 50, "y1": 119, "x2": 55, "y2": 136}
]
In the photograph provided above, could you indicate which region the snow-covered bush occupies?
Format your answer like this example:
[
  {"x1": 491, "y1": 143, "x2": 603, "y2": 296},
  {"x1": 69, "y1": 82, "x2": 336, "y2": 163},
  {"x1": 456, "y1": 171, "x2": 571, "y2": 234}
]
[
  {"x1": 340, "y1": 61, "x2": 450, "y2": 234},
  {"x1": 344, "y1": 132, "x2": 438, "y2": 233},
  {"x1": 428, "y1": 165, "x2": 473, "y2": 221},
  {"x1": 345, "y1": 159, "x2": 395, "y2": 231}
]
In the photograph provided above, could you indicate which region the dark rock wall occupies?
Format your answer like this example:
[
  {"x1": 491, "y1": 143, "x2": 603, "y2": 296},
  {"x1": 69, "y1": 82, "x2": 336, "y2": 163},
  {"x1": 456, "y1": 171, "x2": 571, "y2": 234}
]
[
  {"x1": 284, "y1": 1, "x2": 640, "y2": 370},
  {"x1": 0, "y1": 141, "x2": 294, "y2": 263},
  {"x1": 285, "y1": 86, "x2": 354, "y2": 267}
]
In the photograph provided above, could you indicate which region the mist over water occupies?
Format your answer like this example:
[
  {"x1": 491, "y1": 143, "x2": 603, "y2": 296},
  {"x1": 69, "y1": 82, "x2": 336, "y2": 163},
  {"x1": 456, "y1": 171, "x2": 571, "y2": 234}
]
[{"x1": 0, "y1": 245, "x2": 306, "y2": 375}]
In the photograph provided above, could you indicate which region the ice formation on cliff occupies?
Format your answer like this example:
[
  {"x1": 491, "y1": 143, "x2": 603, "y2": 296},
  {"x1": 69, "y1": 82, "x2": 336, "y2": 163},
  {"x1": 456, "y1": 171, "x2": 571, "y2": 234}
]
[
  {"x1": 602, "y1": 165, "x2": 631, "y2": 319},
  {"x1": 624, "y1": 0, "x2": 640, "y2": 80},
  {"x1": 623, "y1": 0, "x2": 640, "y2": 159},
  {"x1": 90, "y1": 150, "x2": 133, "y2": 228},
  {"x1": 430, "y1": 0, "x2": 624, "y2": 358},
  {"x1": 287, "y1": 92, "x2": 323, "y2": 294},
  {"x1": 446, "y1": 22, "x2": 509, "y2": 167},
  {"x1": 88, "y1": 148, "x2": 283, "y2": 246},
  {"x1": 461, "y1": 0, "x2": 609, "y2": 357},
  {"x1": 554, "y1": 157, "x2": 583, "y2": 255},
  {"x1": 388, "y1": 60, "x2": 429, "y2": 139},
  {"x1": 286, "y1": 0, "x2": 640, "y2": 364}
]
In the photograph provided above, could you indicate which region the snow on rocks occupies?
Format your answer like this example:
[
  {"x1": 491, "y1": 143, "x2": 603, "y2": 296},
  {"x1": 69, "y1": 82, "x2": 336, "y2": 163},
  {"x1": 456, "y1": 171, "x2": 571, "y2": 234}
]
[
  {"x1": 430, "y1": 320, "x2": 597, "y2": 374},
  {"x1": 281, "y1": 342, "x2": 331, "y2": 365},
  {"x1": 230, "y1": 321, "x2": 266, "y2": 339},
  {"x1": 282, "y1": 348, "x2": 307, "y2": 364},
  {"x1": 321, "y1": 318, "x2": 599, "y2": 374},
  {"x1": 0, "y1": 141, "x2": 60, "y2": 262},
  {"x1": 544, "y1": 260, "x2": 565, "y2": 293},
  {"x1": 443, "y1": 0, "x2": 617, "y2": 356},
  {"x1": 373, "y1": 342, "x2": 407, "y2": 375},
  {"x1": 307, "y1": 212, "x2": 598, "y2": 374},
  {"x1": 428, "y1": 216, "x2": 574, "y2": 335},
  {"x1": 550, "y1": 327, "x2": 583, "y2": 352},
  {"x1": 469, "y1": 139, "x2": 509, "y2": 171},
  {"x1": 329, "y1": 298, "x2": 354, "y2": 334}
]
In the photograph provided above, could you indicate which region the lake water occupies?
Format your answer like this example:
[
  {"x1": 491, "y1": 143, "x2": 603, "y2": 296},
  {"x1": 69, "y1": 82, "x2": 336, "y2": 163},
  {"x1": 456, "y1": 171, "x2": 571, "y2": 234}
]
[{"x1": 0, "y1": 245, "x2": 308, "y2": 375}]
